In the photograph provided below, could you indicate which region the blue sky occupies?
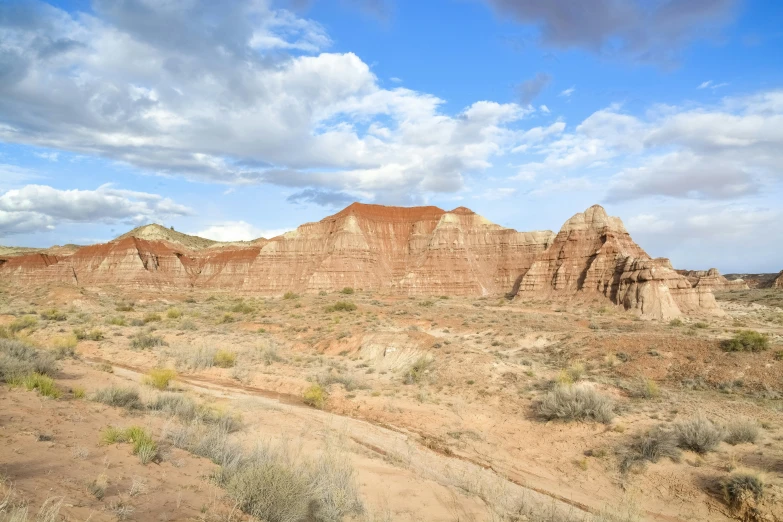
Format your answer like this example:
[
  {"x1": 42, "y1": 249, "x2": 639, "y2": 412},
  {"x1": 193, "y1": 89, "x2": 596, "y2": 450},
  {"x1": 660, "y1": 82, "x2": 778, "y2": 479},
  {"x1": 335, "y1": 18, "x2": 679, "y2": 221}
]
[{"x1": 0, "y1": 0, "x2": 781, "y2": 272}]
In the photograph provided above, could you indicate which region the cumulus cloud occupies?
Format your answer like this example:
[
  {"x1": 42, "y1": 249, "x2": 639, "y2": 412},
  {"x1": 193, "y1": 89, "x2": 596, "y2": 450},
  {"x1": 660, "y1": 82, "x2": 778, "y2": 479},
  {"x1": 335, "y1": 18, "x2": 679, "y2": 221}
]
[
  {"x1": 481, "y1": 0, "x2": 737, "y2": 62},
  {"x1": 287, "y1": 189, "x2": 357, "y2": 207},
  {"x1": 0, "y1": 1, "x2": 532, "y2": 205},
  {"x1": 514, "y1": 90, "x2": 783, "y2": 202},
  {"x1": 194, "y1": 221, "x2": 292, "y2": 242},
  {"x1": 0, "y1": 184, "x2": 192, "y2": 236},
  {"x1": 559, "y1": 87, "x2": 575, "y2": 97},
  {"x1": 516, "y1": 73, "x2": 552, "y2": 105}
]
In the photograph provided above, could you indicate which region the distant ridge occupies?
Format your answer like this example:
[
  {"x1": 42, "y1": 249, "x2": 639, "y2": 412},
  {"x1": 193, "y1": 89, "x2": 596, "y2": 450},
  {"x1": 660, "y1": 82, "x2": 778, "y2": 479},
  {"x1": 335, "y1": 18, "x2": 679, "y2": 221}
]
[{"x1": 116, "y1": 224, "x2": 218, "y2": 250}]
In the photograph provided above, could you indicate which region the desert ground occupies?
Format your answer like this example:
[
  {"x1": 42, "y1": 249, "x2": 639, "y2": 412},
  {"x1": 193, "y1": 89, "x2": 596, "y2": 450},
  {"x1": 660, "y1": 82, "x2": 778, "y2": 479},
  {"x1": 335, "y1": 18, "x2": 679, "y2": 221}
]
[{"x1": 1, "y1": 283, "x2": 782, "y2": 522}]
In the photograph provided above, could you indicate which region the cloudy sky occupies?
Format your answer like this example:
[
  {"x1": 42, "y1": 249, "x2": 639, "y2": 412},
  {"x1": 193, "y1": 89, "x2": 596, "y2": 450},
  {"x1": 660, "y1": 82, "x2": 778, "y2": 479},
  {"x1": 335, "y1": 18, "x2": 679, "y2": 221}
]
[{"x1": 0, "y1": 0, "x2": 781, "y2": 272}]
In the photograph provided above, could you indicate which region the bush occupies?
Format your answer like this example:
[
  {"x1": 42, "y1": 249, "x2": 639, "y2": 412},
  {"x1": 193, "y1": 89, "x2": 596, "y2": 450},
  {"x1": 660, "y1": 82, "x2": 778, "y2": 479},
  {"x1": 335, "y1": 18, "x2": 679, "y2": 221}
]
[
  {"x1": 231, "y1": 302, "x2": 254, "y2": 314},
  {"x1": 40, "y1": 309, "x2": 67, "y2": 321},
  {"x1": 283, "y1": 292, "x2": 299, "y2": 300},
  {"x1": 324, "y1": 301, "x2": 357, "y2": 313},
  {"x1": 73, "y1": 328, "x2": 104, "y2": 341},
  {"x1": 102, "y1": 426, "x2": 158, "y2": 464},
  {"x1": 669, "y1": 318, "x2": 683, "y2": 327},
  {"x1": 214, "y1": 350, "x2": 237, "y2": 368},
  {"x1": 721, "y1": 472, "x2": 764, "y2": 509},
  {"x1": 538, "y1": 384, "x2": 615, "y2": 424},
  {"x1": 221, "y1": 313, "x2": 235, "y2": 324},
  {"x1": 721, "y1": 330, "x2": 769, "y2": 352},
  {"x1": 629, "y1": 377, "x2": 660, "y2": 399},
  {"x1": 143, "y1": 368, "x2": 176, "y2": 390},
  {"x1": 92, "y1": 386, "x2": 143, "y2": 409},
  {"x1": 556, "y1": 362, "x2": 585, "y2": 385},
  {"x1": 143, "y1": 312, "x2": 162, "y2": 324},
  {"x1": 107, "y1": 316, "x2": 127, "y2": 326},
  {"x1": 303, "y1": 384, "x2": 327, "y2": 408},
  {"x1": 0, "y1": 339, "x2": 57, "y2": 382},
  {"x1": 115, "y1": 302, "x2": 135, "y2": 312},
  {"x1": 72, "y1": 386, "x2": 86, "y2": 399},
  {"x1": 9, "y1": 315, "x2": 37, "y2": 333},
  {"x1": 14, "y1": 372, "x2": 61, "y2": 398},
  {"x1": 403, "y1": 356, "x2": 432, "y2": 385},
  {"x1": 52, "y1": 334, "x2": 78, "y2": 358},
  {"x1": 620, "y1": 426, "x2": 681, "y2": 473},
  {"x1": 130, "y1": 333, "x2": 166, "y2": 350},
  {"x1": 724, "y1": 419, "x2": 759, "y2": 445},
  {"x1": 340, "y1": 287, "x2": 354, "y2": 295},
  {"x1": 227, "y1": 461, "x2": 310, "y2": 522},
  {"x1": 166, "y1": 307, "x2": 182, "y2": 319},
  {"x1": 307, "y1": 452, "x2": 364, "y2": 522},
  {"x1": 675, "y1": 414, "x2": 722, "y2": 453}
]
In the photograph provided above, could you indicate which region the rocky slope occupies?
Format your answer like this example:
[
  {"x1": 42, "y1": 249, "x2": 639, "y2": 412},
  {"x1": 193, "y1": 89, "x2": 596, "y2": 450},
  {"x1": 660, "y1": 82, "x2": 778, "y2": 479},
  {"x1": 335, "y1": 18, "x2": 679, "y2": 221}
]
[
  {"x1": 775, "y1": 271, "x2": 783, "y2": 289},
  {"x1": 0, "y1": 203, "x2": 725, "y2": 318},
  {"x1": 0, "y1": 203, "x2": 555, "y2": 296},
  {"x1": 724, "y1": 272, "x2": 783, "y2": 289},
  {"x1": 513, "y1": 206, "x2": 721, "y2": 320},
  {"x1": 677, "y1": 268, "x2": 749, "y2": 291}
]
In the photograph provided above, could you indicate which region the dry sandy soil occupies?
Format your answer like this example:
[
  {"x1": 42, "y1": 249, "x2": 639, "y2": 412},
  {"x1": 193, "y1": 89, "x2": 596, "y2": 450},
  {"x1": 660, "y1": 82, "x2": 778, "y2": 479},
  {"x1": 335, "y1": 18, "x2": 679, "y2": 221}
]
[{"x1": 1, "y1": 283, "x2": 782, "y2": 522}]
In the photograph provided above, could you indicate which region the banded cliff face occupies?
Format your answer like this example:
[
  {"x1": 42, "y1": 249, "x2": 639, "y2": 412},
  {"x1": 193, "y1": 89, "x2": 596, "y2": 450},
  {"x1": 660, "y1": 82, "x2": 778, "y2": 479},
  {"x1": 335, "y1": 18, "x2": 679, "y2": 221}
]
[
  {"x1": 514, "y1": 205, "x2": 721, "y2": 320},
  {"x1": 0, "y1": 203, "x2": 555, "y2": 297},
  {"x1": 677, "y1": 269, "x2": 749, "y2": 291}
]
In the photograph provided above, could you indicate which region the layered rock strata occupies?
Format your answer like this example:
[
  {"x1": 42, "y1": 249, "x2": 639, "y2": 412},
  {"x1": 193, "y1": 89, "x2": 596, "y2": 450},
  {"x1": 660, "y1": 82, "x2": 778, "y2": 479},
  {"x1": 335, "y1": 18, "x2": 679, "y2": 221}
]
[
  {"x1": 677, "y1": 268, "x2": 749, "y2": 291},
  {"x1": 514, "y1": 205, "x2": 721, "y2": 320}
]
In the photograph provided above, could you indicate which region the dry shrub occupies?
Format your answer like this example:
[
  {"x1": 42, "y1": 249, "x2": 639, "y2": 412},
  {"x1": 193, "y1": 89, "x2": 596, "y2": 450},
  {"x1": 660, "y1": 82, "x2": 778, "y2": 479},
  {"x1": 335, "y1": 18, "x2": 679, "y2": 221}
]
[
  {"x1": 724, "y1": 418, "x2": 760, "y2": 445},
  {"x1": 324, "y1": 301, "x2": 357, "y2": 313},
  {"x1": 620, "y1": 426, "x2": 681, "y2": 473},
  {"x1": 130, "y1": 332, "x2": 166, "y2": 350},
  {"x1": 0, "y1": 339, "x2": 57, "y2": 382},
  {"x1": 227, "y1": 461, "x2": 310, "y2": 522},
  {"x1": 538, "y1": 384, "x2": 615, "y2": 424},
  {"x1": 143, "y1": 368, "x2": 176, "y2": 390},
  {"x1": 722, "y1": 471, "x2": 764, "y2": 509},
  {"x1": 303, "y1": 384, "x2": 327, "y2": 408},
  {"x1": 92, "y1": 386, "x2": 143, "y2": 409},
  {"x1": 402, "y1": 356, "x2": 432, "y2": 385},
  {"x1": 675, "y1": 414, "x2": 722, "y2": 453},
  {"x1": 628, "y1": 377, "x2": 660, "y2": 399},
  {"x1": 166, "y1": 307, "x2": 182, "y2": 319},
  {"x1": 721, "y1": 330, "x2": 769, "y2": 352},
  {"x1": 213, "y1": 350, "x2": 236, "y2": 368},
  {"x1": 9, "y1": 315, "x2": 37, "y2": 333}
]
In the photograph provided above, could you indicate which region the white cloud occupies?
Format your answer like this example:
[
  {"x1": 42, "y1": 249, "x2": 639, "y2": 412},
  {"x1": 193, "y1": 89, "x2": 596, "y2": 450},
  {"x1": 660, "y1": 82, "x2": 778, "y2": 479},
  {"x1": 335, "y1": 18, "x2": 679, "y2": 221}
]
[
  {"x1": 559, "y1": 87, "x2": 575, "y2": 97},
  {"x1": 0, "y1": 184, "x2": 192, "y2": 236},
  {"x1": 0, "y1": 1, "x2": 534, "y2": 205},
  {"x1": 34, "y1": 151, "x2": 59, "y2": 162},
  {"x1": 515, "y1": 90, "x2": 783, "y2": 202},
  {"x1": 539, "y1": 104, "x2": 550, "y2": 113},
  {"x1": 698, "y1": 80, "x2": 729, "y2": 90},
  {"x1": 698, "y1": 80, "x2": 713, "y2": 89},
  {"x1": 194, "y1": 221, "x2": 292, "y2": 241},
  {"x1": 479, "y1": 187, "x2": 517, "y2": 200}
]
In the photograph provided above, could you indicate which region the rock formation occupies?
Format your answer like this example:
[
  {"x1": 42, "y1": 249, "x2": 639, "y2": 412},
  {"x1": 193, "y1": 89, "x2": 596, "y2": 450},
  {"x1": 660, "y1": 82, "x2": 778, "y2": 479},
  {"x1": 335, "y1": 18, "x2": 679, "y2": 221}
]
[
  {"x1": 0, "y1": 204, "x2": 554, "y2": 296},
  {"x1": 0, "y1": 203, "x2": 725, "y2": 319},
  {"x1": 676, "y1": 268, "x2": 749, "y2": 291},
  {"x1": 513, "y1": 205, "x2": 721, "y2": 320},
  {"x1": 775, "y1": 271, "x2": 783, "y2": 289}
]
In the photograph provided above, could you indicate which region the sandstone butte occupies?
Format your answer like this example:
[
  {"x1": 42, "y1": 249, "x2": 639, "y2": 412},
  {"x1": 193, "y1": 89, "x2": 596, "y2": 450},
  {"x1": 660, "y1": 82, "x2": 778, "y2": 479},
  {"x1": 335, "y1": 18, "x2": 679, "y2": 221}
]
[
  {"x1": 676, "y1": 268, "x2": 750, "y2": 291},
  {"x1": 0, "y1": 203, "x2": 726, "y2": 320},
  {"x1": 775, "y1": 270, "x2": 783, "y2": 289}
]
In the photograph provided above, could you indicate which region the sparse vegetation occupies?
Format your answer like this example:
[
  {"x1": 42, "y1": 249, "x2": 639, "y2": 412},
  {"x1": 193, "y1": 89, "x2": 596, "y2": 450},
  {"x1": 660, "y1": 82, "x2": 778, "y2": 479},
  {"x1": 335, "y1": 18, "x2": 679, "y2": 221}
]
[
  {"x1": 556, "y1": 362, "x2": 585, "y2": 385},
  {"x1": 92, "y1": 386, "x2": 143, "y2": 409},
  {"x1": 11, "y1": 372, "x2": 61, "y2": 399},
  {"x1": 101, "y1": 426, "x2": 158, "y2": 464},
  {"x1": 231, "y1": 302, "x2": 254, "y2": 314},
  {"x1": 628, "y1": 377, "x2": 660, "y2": 399},
  {"x1": 40, "y1": 308, "x2": 67, "y2": 321},
  {"x1": 724, "y1": 418, "x2": 759, "y2": 445},
  {"x1": 143, "y1": 312, "x2": 162, "y2": 324},
  {"x1": 620, "y1": 426, "x2": 681, "y2": 473},
  {"x1": 675, "y1": 414, "x2": 722, "y2": 453},
  {"x1": 538, "y1": 384, "x2": 615, "y2": 424},
  {"x1": 214, "y1": 349, "x2": 237, "y2": 368},
  {"x1": 0, "y1": 339, "x2": 57, "y2": 382},
  {"x1": 107, "y1": 316, "x2": 127, "y2": 326},
  {"x1": 9, "y1": 315, "x2": 37, "y2": 333},
  {"x1": 324, "y1": 301, "x2": 356, "y2": 312},
  {"x1": 403, "y1": 356, "x2": 433, "y2": 385},
  {"x1": 283, "y1": 291, "x2": 299, "y2": 300},
  {"x1": 721, "y1": 471, "x2": 764, "y2": 509},
  {"x1": 303, "y1": 383, "x2": 327, "y2": 408},
  {"x1": 115, "y1": 302, "x2": 135, "y2": 312},
  {"x1": 166, "y1": 307, "x2": 182, "y2": 319},
  {"x1": 721, "y1": 330, "x2": 769, "y2": 352},
  {"x1": 130, "y1": 332, "x2": 166, "y2": 350},
  {"x1": 340, "y1": 287, "x2": 354, "y2": 295},
  {"x1": 143, "y1": 368, "x2": 176, "y2": 390}
]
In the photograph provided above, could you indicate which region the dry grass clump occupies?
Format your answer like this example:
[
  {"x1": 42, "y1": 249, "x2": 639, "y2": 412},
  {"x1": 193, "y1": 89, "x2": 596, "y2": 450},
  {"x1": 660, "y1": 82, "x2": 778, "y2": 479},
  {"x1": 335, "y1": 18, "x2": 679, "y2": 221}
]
[
  {"x1": 143, "y1": 368, "x2": 176, "y2": 390},
  {"x1": 324, "y1": 301, "x2": 357, "y2": 312},
  {"x1": 107, "y1": 316, "x2": 127, "y2": 326},
  {"x1": 39, "y1": 308, "x2": 67, "y2": 321},
  {"x1": 115, "y1": 301, "x2": 135, "y2": 312},
  {"x1": 303, "y1": 384, "x2": 327, "y2": 409},
  {"x1": 231, "y1": 302, "x2": 254, "y2": 314},
  {"x1": 130, "y1": 332, "x2": 166, "y2": 350},
  {"x1": 675, "y1": 414, "x2": 722, "y2": 453},
  {"x1": 403, "y1": 356, "x2": 433, "y2": 385},
  {"x1": 9, "y1": 315, "x2": 37, "y2": 333},
  {"x1": 213, "y1": 349, "x2": 237, "y2": 368},
  {"x1": 538, "y1": 384, "x2": 615, "y2": 424},
  {"x1": 340, "y1": 287, "x2": 354, "y2": 295},
  {"x1": 166, "y1": 307, "x2": 182, "y2": 319},
  {"x1": 620, "y1": 426, "x2": 681, "y2": 473},
  {"x1": 721, "y1": 330, "x2": 769, "y2": 352},
  {"x1": 721, "y1": 471, "x2": 764, "y2": 509},
  {"x1": 724, "y1": 418, "x2": 760, "y2": 445},
  {"x1": 0, "y1": 491, "x2": 63, "y2": 522},
  {"x1": 169, "y1": 345, "x2": 217, "y2": 370},
  {"x1": 143, "y1": 312, "x2": 162, "y2": 323},
  {"x1": 52, "y1": 334, "x2": 78, "y2": 358},
  {"x1": 227, "y1": 460, "x2": 310, "y2": 522},
  {"x1": 628, "y1": 377, "x2": 660, "y2": 399},
  {"x1": 92, "y1": 386, "x2": 143, "y2": 409},
  {"x1": 149, "y1": 393, "x2": 242, "y2": 431},
  {"x1": 283, "y1": 291, "x2": 299, "y2": 300},
  {"x1": 73, "y1": 328, "x2": 104, "y2": 341},
  {"x1": 0, "y1": 339, "x2": 57, "y2": 382},
  {"x1": 11, "y1": 373, "x2": 61, "y2": 399},
  {"x1": 556, "y1": 362, "x2": 585, "y2": 385},
  {"x1": 101, "y1": 426, "x2": 158, "y2": 464}
]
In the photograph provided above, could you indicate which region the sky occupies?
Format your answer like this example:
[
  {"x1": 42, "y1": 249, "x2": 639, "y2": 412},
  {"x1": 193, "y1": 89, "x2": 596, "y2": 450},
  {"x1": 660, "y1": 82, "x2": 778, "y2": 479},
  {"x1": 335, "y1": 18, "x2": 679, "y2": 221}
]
[{"x1": 0, "y1": 0, "x2": 781, "y2": 273}]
